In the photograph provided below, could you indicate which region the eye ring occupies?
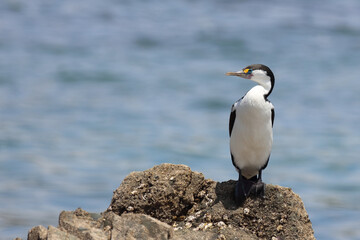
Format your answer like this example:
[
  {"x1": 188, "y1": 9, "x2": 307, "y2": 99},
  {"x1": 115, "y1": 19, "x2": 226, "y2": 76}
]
[{"x1": 244, "y1": 68, "x2": 252, "y2": 74}]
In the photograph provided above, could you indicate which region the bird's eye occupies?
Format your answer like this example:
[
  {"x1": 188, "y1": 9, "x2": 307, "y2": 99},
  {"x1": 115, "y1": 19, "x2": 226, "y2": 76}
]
[{"x1": 243, "y1": 68, "x2": 252, "y2": 74}]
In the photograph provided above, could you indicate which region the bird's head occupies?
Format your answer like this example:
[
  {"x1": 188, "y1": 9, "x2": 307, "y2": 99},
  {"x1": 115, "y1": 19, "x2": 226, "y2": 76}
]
[{"x1": 226, "y1": 64, "x2": 275, "y2": 96}]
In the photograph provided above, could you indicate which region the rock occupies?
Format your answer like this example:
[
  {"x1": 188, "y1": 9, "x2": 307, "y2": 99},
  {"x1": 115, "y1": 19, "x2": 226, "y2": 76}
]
[
  {"x1": 27, "y1": 225, "x2": 79, "y2": 240},
  {"x1": 28, "y1": 225, "x2": 47, "y2": 240},
  {"x1": 109, "y1": 163, "x2": 207, "y2": 224},
  {"x1": 104, "y1": 211, "x2": 173, "y2": 240},
  {"x1": 108, "y1": 163, "x2": 315, "y2": 240},
  {"x1": 19, "y1": 163, "x2": 315, "y2": 240},
  {"x1": 172, "y1": 227, "x2": 258, "y2": 240},
  {"x1": 202, "y1": 181, "x2": 315, "y2": 239},
  {"x1": 47, "y1": 225, "x2": 79, "y2": 240},
  {"x1": 59, "y1": 208, "x2": 109, "y2": 240}
]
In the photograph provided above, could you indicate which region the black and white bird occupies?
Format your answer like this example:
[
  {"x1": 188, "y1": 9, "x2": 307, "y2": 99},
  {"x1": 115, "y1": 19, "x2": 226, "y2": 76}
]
[{"x1": 226, "y1": 64, "x2": 275, "y2": 205}]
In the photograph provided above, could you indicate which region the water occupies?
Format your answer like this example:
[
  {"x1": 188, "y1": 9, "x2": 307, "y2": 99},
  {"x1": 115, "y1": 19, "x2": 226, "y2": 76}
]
[{"x1": 0, "y1": 0, "x2": 359, "y2": 239}]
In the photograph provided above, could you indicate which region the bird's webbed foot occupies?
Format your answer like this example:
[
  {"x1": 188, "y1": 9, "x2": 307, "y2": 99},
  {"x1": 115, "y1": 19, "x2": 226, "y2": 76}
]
[
  {"x1": 249, "y1": 179, "x2": 265, "y2": 198},
  {"x1": 235, "y1": 178, "x2": 247, "y2": 206},
  {"x1": 234, "y1": 170, "x2": 266, "y2": 206},
  {"x1": 234, "y1": 172, "x2": 256, "y2": 206}
]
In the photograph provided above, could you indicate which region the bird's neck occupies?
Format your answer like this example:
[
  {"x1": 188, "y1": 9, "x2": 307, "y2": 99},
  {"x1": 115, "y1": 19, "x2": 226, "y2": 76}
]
[
  {"x1": 247, "y1": 85, "x2": 269, "y2": 99},
  {"x1": 260, "y1": 81, "x2": 272, "y2": 97},
  {"x1": 252, "y1": 76, "x2": 273, "y2": 98}
]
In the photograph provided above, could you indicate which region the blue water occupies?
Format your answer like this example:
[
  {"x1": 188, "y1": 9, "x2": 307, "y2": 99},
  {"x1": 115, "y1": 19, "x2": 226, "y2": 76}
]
[{"x1": 0, "y1": 0, "x2": 360, "y2": 239}]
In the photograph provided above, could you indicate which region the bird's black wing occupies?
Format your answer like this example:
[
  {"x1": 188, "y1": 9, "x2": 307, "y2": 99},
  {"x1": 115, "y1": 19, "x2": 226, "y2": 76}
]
[
  {"x1": 262, "y1": 108, "x2": 275, "y2": 171},
  {"x1": 229, "y1": 104, "x2": 236, "y2": 137},
  {"x1": 261, "y1": 155, "x2": 270, "y2": 170}
]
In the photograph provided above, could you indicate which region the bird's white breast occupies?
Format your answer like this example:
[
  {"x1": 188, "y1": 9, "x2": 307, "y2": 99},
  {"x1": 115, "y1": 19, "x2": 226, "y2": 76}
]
[{"x1": 230, "y1": 86, "x2": 273, "y2": 179}]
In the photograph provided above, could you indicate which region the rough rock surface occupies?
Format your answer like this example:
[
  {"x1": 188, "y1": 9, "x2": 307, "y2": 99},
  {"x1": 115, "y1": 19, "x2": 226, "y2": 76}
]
[
  {"x1": 109, "y1": 164, "x2": 207, "y2": 224},
  {"x1": 21, "y1": 163, "x2": 316, "y2": 240},
  {"x1": 104, "y1": 212, "x2": 173, "y2": 240}
]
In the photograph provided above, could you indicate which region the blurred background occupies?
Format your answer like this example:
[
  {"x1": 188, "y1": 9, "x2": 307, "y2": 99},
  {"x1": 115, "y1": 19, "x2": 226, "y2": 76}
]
[{"x1": 0, "y1": 0, "x2": 359, "y2": 239}]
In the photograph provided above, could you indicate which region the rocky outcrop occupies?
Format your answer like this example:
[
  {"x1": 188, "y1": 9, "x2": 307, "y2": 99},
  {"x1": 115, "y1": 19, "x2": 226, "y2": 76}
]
[
  {"x1": 108, "y1": 164, "x2": 208, "y2": 224},
  {"x1": 23, "y1": 163, "x2": 315, "y2": 240}
]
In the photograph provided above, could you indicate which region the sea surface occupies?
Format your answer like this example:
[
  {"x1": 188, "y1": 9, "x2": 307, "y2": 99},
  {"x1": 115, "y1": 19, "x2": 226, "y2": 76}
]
[{"x1": 0, "y1": 0, "x2": 359, "y2": 239}]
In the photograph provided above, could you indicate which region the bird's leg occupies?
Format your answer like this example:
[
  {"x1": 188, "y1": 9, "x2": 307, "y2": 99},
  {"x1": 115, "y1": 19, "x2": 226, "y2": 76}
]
[
  {"x1": 250, "y1": 170, "x2": 265, "y2": 198},
  {"x1": 235, "y1": 171, "x2": 247, "y2": 206}
]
